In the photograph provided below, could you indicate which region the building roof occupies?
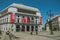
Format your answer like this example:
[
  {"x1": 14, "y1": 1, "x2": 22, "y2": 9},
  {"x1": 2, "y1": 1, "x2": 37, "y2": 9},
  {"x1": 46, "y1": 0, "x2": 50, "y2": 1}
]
[
  {"x1": 51, "y1": 14, "x2": 60, "y2": 20},
  {"x1": 47, "y1": 14, "x2": 60, "y2": 22},
  {"x1": 10, "y1": 3, "x2": 39, "y2": 12},
  {"x1": 0, "y1": 3, "x2": 39, "y2": 13}
]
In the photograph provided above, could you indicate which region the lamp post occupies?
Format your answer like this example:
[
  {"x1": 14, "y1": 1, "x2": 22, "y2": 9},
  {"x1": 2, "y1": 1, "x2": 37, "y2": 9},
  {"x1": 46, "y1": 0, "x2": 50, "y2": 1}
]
[{"x1": 46, "y1": 10, "x2": 54, "y2": 35}]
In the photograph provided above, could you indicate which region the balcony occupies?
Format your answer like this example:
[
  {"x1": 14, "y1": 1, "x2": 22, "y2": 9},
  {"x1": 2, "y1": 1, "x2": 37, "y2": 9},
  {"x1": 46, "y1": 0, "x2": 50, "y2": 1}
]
[{"x1": 15, "y1": 13, "x2": 39, "y2": 25}]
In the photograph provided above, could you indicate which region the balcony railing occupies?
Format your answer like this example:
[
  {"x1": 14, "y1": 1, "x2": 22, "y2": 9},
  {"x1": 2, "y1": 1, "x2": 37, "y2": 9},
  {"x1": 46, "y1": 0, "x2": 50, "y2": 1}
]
[{"x1": 15, "y1": 16, "x2": 38, "y2": 24}]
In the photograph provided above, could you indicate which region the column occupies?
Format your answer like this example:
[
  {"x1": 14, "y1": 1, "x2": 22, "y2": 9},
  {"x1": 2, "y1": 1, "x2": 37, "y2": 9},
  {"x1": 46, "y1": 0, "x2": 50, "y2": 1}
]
[
  {"x1": 38, "y1": 26, "x2": 40, "y2": 32},
  {"x1": 34, "y1": 26, "x2": 35, "y2": 32},
  {"x1": 13, "y1": 24, "x2": 16, "y2": 32},
  {"x1": 20, "y1": 25, "x2": 22, "y2": 32},
  {"x1": 29, "y1": 25, "x2": 31, "y2": 32},
  {"x1": 30, "y1": 17, "x2": 31, "y2": 24},
  {"x1": 38, "y1": 25, "x2": 42, "y2": 32},
  {"x1": 19, "y1": 16, "x2": 22, "y2": 23},
  {"x1": 34, "y1": 17, "x2": 35, "y2": 24},
  {"x1": 25, "y1": 25, "x2": 27, "y2": 32}
]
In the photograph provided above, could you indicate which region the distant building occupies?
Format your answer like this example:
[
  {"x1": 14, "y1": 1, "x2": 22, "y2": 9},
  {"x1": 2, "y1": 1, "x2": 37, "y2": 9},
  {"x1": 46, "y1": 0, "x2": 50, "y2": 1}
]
[
  {"x1": 0, "y1": 3, "x2": 42, "y2": 32},
  {"x1": 45, "y1": 15, "x2": 60, "y2": 31}
]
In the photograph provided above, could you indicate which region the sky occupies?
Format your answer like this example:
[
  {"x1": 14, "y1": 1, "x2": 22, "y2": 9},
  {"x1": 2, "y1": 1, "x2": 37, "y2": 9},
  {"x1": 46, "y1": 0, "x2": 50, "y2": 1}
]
[{"x1": 0, "y1": 0, "x2": 60, "y2": 26}]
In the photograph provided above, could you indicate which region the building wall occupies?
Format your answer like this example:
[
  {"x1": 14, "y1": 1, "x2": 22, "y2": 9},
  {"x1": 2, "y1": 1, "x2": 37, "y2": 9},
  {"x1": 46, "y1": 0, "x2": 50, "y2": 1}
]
[
  {"x1": 0, "y1": 14, "x2": 9, "y2": 23},
  {"x1": 0, "y1": 5, "x2": 42, "y2": 32},
  {"x1": 0, "y1": 24, "x2": 16, "y2": 32},
  {"x1": 46, "y1": 16, "x2": 60, "y2": 31},
  {"x1": 0, "y1": 13, "x2": 42, "y2": 32},
  {"x1": 51, "y1": 18, "x2": 59, "y2": 31},
  {"x1": 58, "y1": 17, "x2": 60, "y2": 30}
]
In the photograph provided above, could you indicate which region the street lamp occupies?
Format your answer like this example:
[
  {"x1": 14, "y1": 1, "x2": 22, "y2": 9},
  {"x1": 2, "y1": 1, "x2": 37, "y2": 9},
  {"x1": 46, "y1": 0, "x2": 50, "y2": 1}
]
[{"x1": 46, "y1": 10, "x2": 54, "y2": 35}]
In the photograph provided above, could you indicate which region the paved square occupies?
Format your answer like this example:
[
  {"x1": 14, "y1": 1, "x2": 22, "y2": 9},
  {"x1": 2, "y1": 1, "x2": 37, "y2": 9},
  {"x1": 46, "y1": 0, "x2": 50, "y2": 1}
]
[{"x1": 0, "y1": 31, "x2": 60, "y2": 40}]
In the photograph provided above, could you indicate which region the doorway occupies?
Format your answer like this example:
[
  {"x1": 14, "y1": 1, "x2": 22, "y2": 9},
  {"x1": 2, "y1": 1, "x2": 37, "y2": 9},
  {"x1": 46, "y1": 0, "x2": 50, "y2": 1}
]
[
  {"x1": 16, "y1": 25, "x2": 20, "y2": 32},
  {"x1": 21, "y1": 25, "x2": 25, "y2": 31},
  {"x1": 27, "y1": 26, "x2": 29, "y2": 31},
  {"x1": 31, "y1": 26, "x2": 34, "y2": 31}
]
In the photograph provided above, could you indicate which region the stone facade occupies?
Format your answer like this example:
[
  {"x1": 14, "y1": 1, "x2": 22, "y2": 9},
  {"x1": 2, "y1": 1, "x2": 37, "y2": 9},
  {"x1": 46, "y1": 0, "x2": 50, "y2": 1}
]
[{"x1": 0, "y1": 3, "x2": 42, "y2": 32}]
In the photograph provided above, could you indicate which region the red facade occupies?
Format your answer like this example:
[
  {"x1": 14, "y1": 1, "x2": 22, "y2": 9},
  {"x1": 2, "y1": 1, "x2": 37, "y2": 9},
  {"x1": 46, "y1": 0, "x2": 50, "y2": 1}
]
[
  {"x1": 27, "y1": 17, "x2": 30, "y2": 22},
  {"x1": 9, "y1": 12, "x2": 42, "y2": 24},
  {"x1": 10, "y1": 12, "x2": 15, "y2": 23},
  {"x1": 22, "y1": 16, "x2": 27, "y2": 23},
  {"x1": 38, "y1": 16, "x2": 42, "y2": 24}
]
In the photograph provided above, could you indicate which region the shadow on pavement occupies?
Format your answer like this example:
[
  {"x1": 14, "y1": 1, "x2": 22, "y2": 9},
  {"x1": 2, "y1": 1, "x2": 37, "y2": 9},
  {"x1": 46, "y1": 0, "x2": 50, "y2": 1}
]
[
  {"x1": 54, "y1": 36, "x2": 60, "y2": 37},
  {"x1": 20, "y1": 32, "x2": 60, "y2": 40},
  {"x1": 32, "y1": 34, "x2": 60, "y2": 40}
]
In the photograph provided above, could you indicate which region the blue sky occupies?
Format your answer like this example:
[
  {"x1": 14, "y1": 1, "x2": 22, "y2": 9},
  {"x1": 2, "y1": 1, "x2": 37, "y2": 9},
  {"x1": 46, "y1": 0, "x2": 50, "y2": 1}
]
[{"x1": 0, "y1": 0, "x2": 60, "y2": 25}]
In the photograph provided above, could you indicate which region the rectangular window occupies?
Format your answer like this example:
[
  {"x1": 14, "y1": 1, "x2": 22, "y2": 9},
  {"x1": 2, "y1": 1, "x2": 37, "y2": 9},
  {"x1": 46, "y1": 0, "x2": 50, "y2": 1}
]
[
  {"x1": 7, "y1": 18, "x2": 8, "y2": 22},
  {"x1": 19, "y1": 16, "x2": 22, "y2": 23},
  {"x1": 17, "y1": 16, "x2": 19, "y2": 23},
  {"x1": 31, "y1": 17, "x2": 34, "y2": 23},
  {"x1": 16, "y1": 16, "x2": 19, "y2": 23},
  {"x1": 18, "y1": 9, "x2": 36, "y2": 14}
]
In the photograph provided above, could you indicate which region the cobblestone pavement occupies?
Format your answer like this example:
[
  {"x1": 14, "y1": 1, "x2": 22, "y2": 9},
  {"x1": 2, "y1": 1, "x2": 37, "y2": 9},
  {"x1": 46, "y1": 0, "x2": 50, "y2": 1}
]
[{"x1": 0, "y1": 31, "x2": 60, "y2": 40}]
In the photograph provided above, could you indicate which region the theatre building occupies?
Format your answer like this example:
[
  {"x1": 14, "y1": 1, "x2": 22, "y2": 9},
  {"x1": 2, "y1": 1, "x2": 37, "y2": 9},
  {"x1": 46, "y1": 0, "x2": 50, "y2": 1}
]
[{"x1": 0, "y1": 3, "x2": 42, "y2": 32}]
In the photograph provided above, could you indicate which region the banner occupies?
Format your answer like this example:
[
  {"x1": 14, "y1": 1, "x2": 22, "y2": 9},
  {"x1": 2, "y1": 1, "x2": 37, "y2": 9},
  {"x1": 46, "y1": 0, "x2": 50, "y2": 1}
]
[
  {"x1": 38, "y1": 16, "x2": 42, "y2": 24},
  {"x1": 22, "y1": 16, "x2": 27, "y2": 23},
  {"x1": 10, "y1": 12, "x2": 15, "y2": 23}
]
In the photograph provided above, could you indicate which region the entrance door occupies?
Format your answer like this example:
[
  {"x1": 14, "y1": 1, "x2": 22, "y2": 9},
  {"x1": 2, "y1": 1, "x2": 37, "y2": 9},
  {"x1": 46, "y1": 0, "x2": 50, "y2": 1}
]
[
  {"x1": 31, "y1": 26, "x2": 34, "y2": 31},
  {"x1": 16, "y1": 25, "x2": 20, "y2": 32},
  {"x1": 21, "y1": 25, "x2": 25, "y2": 31},
  {"x1": 27, "y1": 26, "x2": 29, "y2": 31}
]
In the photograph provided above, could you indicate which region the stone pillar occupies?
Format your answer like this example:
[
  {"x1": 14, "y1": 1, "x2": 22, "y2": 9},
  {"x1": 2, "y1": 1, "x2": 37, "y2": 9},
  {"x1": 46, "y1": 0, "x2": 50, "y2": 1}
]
[
  {"x1": 29, "y1": 25, "x2": 31, "y2": 32},
  {"x1": 34, "y1": 26, "x2": 35, "y2": 32},
  {"x1": 13, "y1": 24, "x2": 16, "y2": 32},
  {"x1": 20, "y1": 25, "x2": 22, "y2": 32},
  {"x1": 34, "y1": 17, "x2": 36, "y2": 24},
  {"x1": 38, "y1": 26, "x2": 40, "y2": 32},
  {"x1": 25, "y1": 25, "x2": 27, "y2": 32}
]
